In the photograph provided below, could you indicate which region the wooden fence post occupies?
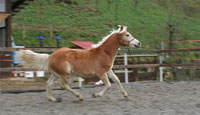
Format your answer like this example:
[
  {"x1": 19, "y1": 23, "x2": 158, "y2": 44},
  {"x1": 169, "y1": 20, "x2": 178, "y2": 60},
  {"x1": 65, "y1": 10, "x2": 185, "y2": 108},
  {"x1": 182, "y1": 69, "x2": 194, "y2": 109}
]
[
  {"x1": 56, "y1": 36, "x2": 60, "y2": 47},
  {"x1": 39, "y1": 36, "x2": 44, "y2": 47},
  {"x1": 50, "y1": 25, "x2": 53, "y2": 38},
  {"x1": 22, "y1": 24, "x2": 26, "y2": 45}
]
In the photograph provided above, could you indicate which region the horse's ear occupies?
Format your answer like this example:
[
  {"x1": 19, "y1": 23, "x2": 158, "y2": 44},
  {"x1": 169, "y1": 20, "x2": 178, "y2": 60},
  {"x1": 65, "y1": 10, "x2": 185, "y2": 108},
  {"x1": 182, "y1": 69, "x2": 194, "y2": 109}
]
[{"x1": 118, "y1": 25, "x2": 124, "y2": 32}]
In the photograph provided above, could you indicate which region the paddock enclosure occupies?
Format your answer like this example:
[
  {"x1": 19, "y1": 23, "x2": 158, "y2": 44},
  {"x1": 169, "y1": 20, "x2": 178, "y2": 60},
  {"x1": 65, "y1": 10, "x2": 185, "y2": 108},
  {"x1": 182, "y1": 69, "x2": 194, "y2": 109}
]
[
  {"x1": 1, "y1": 0, "x2": 200, "y2": 115},
  {"x1": 1, "y1": 81, "x2": 200, "y2": 115},
  {"x1": 0, "y1": 47, "x2": 200, "y2": 115}
]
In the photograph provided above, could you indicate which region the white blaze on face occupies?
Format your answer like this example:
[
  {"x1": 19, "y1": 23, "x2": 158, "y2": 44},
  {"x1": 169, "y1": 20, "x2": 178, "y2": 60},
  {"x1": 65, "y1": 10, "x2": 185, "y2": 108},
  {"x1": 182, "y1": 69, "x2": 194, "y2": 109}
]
[
  {"x1": 130, "y1": 39, "x2": 140, "y2": 48},
  {"x1": 125, "y1": 32, "x2": 141, "y2": 48}
]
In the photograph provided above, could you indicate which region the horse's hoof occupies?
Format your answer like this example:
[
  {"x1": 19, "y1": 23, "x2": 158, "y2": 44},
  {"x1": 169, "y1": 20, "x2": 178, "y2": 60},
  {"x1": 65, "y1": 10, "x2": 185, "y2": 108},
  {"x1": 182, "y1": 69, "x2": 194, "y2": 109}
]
[
  {"x1": 76, "y1": 95, "x2": 84, "y2": 101},
  {"x1": 124, "y1": 95, "x2": 128, "y2": 98},
  {"x1": 48, "y1": 97, "x2": 57, "y2": 102},
  {"x1": 55, "y1": 98, "x2": 62, "y2": 102},
  {"x1": 123, "y1": 92, "x2": 128, "y2": 99},
  {"x1": 124, "y1": 95, "x2": 128, "y2": 100},
  {"x1": 124, "y1": 93, "x2": 128, "y2": 97},
  {"x1": 92, "y1": 93, "x2": 97, "y2": 98}
]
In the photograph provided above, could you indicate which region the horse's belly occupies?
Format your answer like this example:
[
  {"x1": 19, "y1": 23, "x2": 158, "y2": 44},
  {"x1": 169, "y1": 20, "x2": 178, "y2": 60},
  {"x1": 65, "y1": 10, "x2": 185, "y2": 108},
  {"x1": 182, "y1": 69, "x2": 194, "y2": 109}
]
[
  {"x1": 71, "y1": 69, "x2": 96, "y2": 78},
  {"x1": 72, "y1": 72, "x2": 96, "y2": 78}
]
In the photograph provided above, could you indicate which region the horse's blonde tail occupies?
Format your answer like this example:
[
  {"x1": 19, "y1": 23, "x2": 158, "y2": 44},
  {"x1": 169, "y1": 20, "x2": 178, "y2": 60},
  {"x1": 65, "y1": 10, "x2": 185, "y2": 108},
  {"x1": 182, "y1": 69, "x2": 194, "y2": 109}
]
[{"x1": 17, "y1": 50, "x2": 49, "y2": 71}]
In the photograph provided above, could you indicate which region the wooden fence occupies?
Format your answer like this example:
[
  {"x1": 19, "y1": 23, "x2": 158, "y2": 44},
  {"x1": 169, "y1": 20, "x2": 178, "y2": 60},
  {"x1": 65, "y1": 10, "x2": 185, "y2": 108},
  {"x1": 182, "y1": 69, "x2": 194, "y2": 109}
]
[
  {"x1": 1, "y1": 47, "x2": 200, "y2": 83},
  {"x1": 12, "y1": 23, "x2": 100, "y2": 39}
]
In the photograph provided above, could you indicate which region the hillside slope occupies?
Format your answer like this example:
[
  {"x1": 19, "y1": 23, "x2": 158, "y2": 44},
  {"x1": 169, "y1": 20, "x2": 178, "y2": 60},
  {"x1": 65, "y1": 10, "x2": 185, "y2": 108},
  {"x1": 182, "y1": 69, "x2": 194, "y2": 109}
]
[{"x1": 12, "y1": 0, "x2": 200, "y2": 49}]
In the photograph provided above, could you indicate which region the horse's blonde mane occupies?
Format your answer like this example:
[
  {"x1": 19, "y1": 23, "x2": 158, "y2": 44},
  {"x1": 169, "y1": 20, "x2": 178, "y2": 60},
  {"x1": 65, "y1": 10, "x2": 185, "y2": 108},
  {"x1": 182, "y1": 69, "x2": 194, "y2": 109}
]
[{"x1": 92, "y1": 26, "x2": 127, "y2": 48}]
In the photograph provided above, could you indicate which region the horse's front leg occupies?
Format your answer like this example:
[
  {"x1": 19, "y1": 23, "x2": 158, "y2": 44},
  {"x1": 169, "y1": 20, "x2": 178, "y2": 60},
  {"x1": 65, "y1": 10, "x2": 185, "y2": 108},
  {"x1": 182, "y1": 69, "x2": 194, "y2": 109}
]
[
  {"x1": 92, "y1": 73, "x2": 111, "y2": 98},
  {"x1": 108, "y1": 70, "x2": 128, "y2": 98}
]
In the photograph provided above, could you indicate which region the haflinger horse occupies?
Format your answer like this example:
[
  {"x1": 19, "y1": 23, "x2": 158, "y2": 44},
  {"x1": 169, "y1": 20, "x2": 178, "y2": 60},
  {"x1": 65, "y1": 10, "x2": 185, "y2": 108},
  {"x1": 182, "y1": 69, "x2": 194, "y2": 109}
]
[{"x1": 18, "y1": 25, "x2": 141, "y2": 102}]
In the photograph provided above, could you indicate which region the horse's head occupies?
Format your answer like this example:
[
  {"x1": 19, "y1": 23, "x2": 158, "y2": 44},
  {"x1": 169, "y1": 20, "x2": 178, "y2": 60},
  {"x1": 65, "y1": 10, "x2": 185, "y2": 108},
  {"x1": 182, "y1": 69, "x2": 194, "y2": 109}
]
[{"x1": 118, "y1": 25, "x2": 141, "y2": 48}]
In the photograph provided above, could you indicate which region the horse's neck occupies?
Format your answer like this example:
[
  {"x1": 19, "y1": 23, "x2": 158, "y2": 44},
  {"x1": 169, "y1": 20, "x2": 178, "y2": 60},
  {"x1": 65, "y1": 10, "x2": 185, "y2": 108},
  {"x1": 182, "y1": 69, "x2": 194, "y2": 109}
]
[{"x1": 97, "y1": 33, "x2": 119, "y2": 58}]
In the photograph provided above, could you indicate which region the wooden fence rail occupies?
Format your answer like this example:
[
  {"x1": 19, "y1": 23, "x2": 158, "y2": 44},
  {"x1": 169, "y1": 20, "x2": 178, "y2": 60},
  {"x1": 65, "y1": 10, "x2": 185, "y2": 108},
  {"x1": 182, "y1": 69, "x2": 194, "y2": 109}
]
[
  {"x1": 1, "y1": 47, "x2": 200, "y2": 83},
  {"x1": 12, "y1": 23, "x2": 100, "y2": 36},
  {"x1": 1, "y1": 47, "x2": 200, "y2": 53},
  {"x1": 0, "y1": 47, "x2": 58, "y2": 52},
  {"x1": 0, "y1": 67, "x2": 39, "y2": 72},
  {"x1": 1, "y1": 63, "x2": 200, "y2": 72},
  {"x1": 113, "y1": 63, "x2": 200, "y2": 69}
]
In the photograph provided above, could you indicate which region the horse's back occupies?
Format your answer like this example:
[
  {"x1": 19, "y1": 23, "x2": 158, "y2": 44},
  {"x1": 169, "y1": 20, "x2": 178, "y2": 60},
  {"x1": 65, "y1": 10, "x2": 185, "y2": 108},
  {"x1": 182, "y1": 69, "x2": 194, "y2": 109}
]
[{"x1": 49, "y1": 48, "x2": 96, "y2": 76}]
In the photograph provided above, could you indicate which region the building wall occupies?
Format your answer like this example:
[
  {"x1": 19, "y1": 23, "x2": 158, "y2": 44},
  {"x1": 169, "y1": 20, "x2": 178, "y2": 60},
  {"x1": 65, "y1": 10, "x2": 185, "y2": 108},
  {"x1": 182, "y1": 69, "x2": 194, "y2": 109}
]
[
  {"x1": 0, "y1": 28, "x2": 6, "y2": 46},
  {"x1": 0, "y1": 0, "x2": 12, "y2": 77},
  {"x1": 0, "y1": 0, "x2": 6, "y2": 28},
  {"x1": 0, "y1": 0, "x2": 6, "y2": 12},
  {"x1": 0, "y1": 0, "x2": 7, "y2": 47}
]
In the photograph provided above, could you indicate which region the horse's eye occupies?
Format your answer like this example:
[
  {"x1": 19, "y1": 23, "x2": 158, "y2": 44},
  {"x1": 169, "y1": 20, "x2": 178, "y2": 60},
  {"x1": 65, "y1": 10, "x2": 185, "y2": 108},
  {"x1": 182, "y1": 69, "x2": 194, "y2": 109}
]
[{"x1": 125, "y1": 34, "x2": 129, "y2": 37}]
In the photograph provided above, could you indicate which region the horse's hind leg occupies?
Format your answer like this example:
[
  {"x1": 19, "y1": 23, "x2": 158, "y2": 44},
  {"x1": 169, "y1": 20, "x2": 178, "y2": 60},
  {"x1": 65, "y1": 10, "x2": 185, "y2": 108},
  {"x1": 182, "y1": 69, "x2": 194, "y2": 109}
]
[
  {"x1": 108, "y1": 70, "x2": 128, "y2": 98},
  {"x1": 61, "y1": 76, "x2": 84, "y2": 101},
  {"x1": 92, "y1": 73, "x2": 111, "y2": 98},
  {"x1": 46, "y1": 74, "x2": 57, "y2": 101}
]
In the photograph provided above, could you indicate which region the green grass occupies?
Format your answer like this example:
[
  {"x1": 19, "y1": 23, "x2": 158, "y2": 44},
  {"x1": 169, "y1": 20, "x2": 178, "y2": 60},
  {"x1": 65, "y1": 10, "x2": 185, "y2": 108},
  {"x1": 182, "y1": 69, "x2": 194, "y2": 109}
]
[{"x1": 12, "y1": 0, "x2": 200, "y2": 49}]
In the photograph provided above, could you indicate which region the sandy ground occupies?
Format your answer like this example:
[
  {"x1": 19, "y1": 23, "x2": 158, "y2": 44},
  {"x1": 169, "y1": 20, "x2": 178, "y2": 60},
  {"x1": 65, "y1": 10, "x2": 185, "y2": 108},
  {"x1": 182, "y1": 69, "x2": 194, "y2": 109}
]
[{"x1": 1, "y1": 81, "x2": 200, "y2": 115}]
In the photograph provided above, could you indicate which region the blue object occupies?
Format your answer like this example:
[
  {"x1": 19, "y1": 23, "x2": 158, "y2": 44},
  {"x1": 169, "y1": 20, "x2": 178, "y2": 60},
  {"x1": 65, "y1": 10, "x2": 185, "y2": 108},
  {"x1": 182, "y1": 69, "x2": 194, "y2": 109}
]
[
  {"x1": 12, "y1": 45, "x2": 25, "y2": 66},
  {"x1": 39, "y1": 35, "x2": 44, "y2": 39},
  {"x1": 56, "y1": 36, "x2": 61, "y2": 40}
]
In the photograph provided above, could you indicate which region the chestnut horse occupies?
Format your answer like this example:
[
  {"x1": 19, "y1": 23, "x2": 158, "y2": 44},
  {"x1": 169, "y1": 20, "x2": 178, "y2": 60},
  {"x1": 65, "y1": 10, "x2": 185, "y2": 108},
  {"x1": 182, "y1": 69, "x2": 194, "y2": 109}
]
[{"x1": 18, "y1": 25, "x2": 141, "y2": 102}]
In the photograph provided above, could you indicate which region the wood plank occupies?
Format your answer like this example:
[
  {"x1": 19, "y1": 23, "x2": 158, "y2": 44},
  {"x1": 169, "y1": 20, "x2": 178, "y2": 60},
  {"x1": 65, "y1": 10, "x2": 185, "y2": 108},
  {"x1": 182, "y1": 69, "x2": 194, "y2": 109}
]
[
  {"x1": 12, "y1": 28, "x2": 99, "y2": 36},
  {"x1": 12, "y1": 23, "x2": 100, "y2": 36},
  {"x1": 113, "y1": 63, "x2": 200, "y2": 69},
  {"x1": 116, "y1": 54, "x2": 158, "y2": 57},
  {"x1": 113, "y1": 64, "x2": 160, "y2": 69},
  {"x1": 1, "y1": 63, "x2": 199, "y2": 72},
  {"x1": 0, "y1": 67, "x2": 38, "y2": 72},
  {"x1": 1, "y1": 47, "x2": 200, "y2": 57},
  {"x1": 157, "y1": 48, "x2": 200, "y2": 53},
  {"x1": 118, "y1": 49, "x2": 157, "y2": 54},
  {"x1": 0, "y1": 47, "x2": 58, "y2": 52},
  {"x1": 118, "y1": 48, "x2": 200, "y2": 54},
  {"x1": 0, "y1": 13, "x2": 10, "y2": 23},
  {"x1": 160, "y1": 63, "x2": 200, "y2": 67}
]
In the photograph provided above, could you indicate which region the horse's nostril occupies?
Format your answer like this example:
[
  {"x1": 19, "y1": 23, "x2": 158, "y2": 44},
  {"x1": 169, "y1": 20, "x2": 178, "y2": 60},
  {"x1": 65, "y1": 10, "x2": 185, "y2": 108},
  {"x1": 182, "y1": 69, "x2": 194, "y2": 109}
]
[{"x1": 137, "y1": 42, "x2": 141, "y2": 48}]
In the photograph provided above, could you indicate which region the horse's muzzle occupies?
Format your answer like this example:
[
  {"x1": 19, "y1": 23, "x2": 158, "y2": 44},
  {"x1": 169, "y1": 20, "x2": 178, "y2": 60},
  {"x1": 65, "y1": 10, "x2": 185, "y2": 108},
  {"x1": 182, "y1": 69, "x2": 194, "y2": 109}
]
[{"x1": 134, "y1": 42, "x2": 141, "y2": 48}]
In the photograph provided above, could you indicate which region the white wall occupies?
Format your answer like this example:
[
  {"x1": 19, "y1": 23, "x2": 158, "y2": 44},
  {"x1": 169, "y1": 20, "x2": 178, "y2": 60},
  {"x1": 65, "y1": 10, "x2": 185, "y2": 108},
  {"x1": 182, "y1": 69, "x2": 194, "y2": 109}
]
[{"x1": 0, "y1": 0, "x2": 6, "y2": 12}]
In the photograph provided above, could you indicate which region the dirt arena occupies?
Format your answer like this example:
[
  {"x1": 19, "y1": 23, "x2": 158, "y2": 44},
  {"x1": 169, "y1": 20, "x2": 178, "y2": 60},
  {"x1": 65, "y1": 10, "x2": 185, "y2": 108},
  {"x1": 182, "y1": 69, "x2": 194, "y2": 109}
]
[{"x1": 1, "y1": 81, "x2": 200, "y2": 115}]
